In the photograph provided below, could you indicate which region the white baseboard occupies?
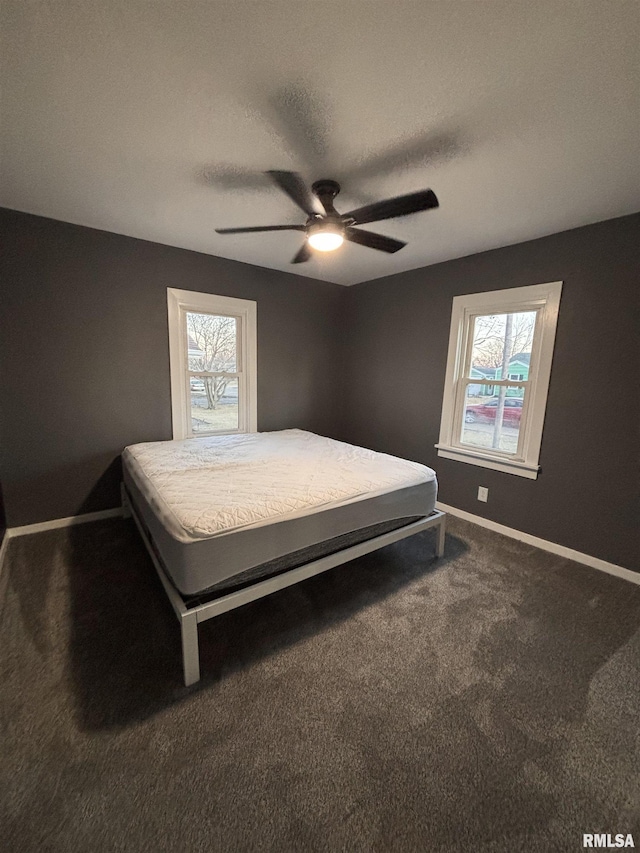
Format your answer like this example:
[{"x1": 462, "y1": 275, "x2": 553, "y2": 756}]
[
  {"x1": 1, "y1": 502, "x2": 637, "y2": 588},
  {"x1": 0, "y1": 532, "x2": 11, "y2": 580},
  {"x1": 436, "y1": 501, "x2": 639, "y2": 586},
  {"x1": 5, "y1": 507, "x2": 123, "y2": 539},
  {"x1": 0, "y1": 508, "x2": 125, "y2": 580}
]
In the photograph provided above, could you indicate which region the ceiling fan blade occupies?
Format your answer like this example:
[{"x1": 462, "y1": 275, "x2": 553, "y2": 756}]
[
  {"x1": 344, "y1": 189, "x2": 439, "y2": 225},
  {"x1": 291, "y1": 243, "x2": 312, "y2": 264},
  {"x1": 339, "y1": 129, "x2": 461, "y2": 184},
  {"x1": 345, "y1": 227, "x2": 406, "y2": 254},
  {"x1": 215, "y1": 224, "x2": 305, "y2": 234},
  {"x1": 267, "y1": 170, "x2": 322, "y2": 217}
]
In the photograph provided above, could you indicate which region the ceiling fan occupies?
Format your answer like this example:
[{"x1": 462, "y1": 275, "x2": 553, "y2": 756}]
[{"x1": 215, "y1": 171, "x2": 439, "y2": 263}]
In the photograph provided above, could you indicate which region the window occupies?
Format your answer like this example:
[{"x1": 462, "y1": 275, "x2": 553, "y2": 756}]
[
  {"x1": 167, "y1": 288, "x2": 257, "y2": 439},
  {"x1": 437, "y1": 281, "x2": 562, "y2": 479}
]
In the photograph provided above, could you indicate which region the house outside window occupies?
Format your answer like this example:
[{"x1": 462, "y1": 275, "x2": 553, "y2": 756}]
[
  {"x1": 167, "y1": 288, "x2": 257, "y2": 439},
  {"x1": 437, "y1": 281, "x2": 562, "y2": 479}
]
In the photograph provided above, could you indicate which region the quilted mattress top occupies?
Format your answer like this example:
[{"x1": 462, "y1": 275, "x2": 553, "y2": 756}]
[{"x1": 122, "y1": 429, "x2": 437, "y2": 542}]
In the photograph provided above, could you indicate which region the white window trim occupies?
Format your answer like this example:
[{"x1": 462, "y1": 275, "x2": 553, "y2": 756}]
[
  {"x1": 436, "y1": 281, "x2": 562, "y2": 479},
  {"x1": 167, "y1": 288, "x2": 257, "y2": 440}
]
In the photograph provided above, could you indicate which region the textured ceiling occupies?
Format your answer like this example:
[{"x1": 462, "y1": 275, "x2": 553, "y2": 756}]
[{"x1": 1, "y1": 2, "x2": 639, "y2": 286}]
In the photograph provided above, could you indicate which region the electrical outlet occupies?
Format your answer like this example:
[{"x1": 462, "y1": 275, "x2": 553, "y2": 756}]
[{"x1": 477, "y1": 486, "x2": 489, "y2": 502}]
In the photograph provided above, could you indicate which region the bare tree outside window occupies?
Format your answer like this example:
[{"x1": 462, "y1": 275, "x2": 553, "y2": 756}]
[
  {"x1": 470, "y1": 311, "x2": 536, "y2": 450},
  {"x1": 493, "y1": 313, "x2": 514, "y2": 449},
  {"x1": 187, "y1": 312, "x2": 237, "y2": 410},
  {"x1": 471, "y1": 313, "x2": 535, "y2": 369},
  {"x1": 168, "y1": 288, "x2": 256, "y2": 439}
]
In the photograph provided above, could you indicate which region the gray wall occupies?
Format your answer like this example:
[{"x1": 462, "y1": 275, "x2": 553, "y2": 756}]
[
  {"x1": 1, "y1": 207, "x2": 638, "y2": 572},
  {"x1": 343, "y1": 213, "x2": 640, "y2": 572},
  {"x1": 0, "y1": 209, "x2": 346, "y2": 527}
]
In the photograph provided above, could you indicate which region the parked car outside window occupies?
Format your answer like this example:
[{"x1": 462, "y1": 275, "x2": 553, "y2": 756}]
[{"x1": 465, "y1": 397, "x2": 523, "y2": 424}]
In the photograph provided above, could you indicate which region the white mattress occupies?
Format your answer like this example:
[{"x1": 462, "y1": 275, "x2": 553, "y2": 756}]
[{"x1": 122, "y1": 429, "x2": 437, "y2": 544}]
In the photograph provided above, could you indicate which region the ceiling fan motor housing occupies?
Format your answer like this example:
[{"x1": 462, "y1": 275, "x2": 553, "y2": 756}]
[
  {"x1": 311, "y1": 179, "x2": 341, "y2": 215},
  {"x1": 311, "y1": 179, "x2": 341, "y2": 199}
]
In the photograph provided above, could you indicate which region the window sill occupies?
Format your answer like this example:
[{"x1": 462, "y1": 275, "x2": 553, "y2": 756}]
[{"x1": 435, "y1": 444, "x2": 540, "y2": 479}]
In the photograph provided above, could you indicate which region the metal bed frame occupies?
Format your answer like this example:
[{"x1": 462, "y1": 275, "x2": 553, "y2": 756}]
[{"x1": 123, "y1": 486, "x2": 446, "y2": 686}]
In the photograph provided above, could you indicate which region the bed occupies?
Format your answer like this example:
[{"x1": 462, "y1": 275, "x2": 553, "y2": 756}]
[{"x1": 122, "y1": 429, "x2": 446, "y2": 685}]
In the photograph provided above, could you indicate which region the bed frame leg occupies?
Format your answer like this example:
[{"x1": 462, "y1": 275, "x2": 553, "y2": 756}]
[
  {"x1": 436, "y1": 515, "x2": 446, "y2": 558},
  {"x1": 180, "y1": 612, "x2": 200, "y2": 686}
]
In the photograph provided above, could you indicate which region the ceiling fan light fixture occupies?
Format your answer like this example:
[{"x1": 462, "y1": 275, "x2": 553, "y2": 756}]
[{"x1": 307, "y1": 223, "x2": 344, "y2": 252}]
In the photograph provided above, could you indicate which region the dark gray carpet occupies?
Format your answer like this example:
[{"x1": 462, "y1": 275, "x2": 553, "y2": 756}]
[{"x1": 1, "y1": 516, "x2": 639, "y2": 852}]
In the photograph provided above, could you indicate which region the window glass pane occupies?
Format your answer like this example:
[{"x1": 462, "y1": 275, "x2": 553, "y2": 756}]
[
  {"x1": 460, "y1": 386, "x2": 524, "y2": 454},
  {"x1": 186, "y1": 312, "x2": 237, "y2": 373},
  {"x1": 466, "y1": 311, "x2": 536, "y2": 384},
  {"x1": 191, "y1": 377, "x2": 239, "y2": 433}
]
